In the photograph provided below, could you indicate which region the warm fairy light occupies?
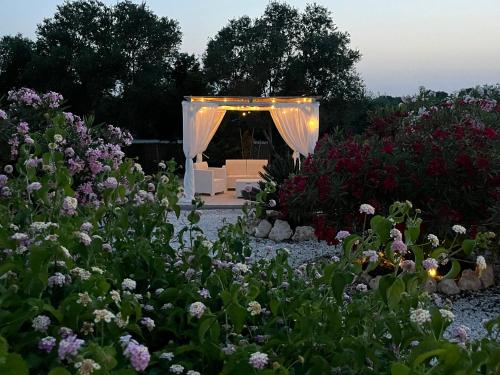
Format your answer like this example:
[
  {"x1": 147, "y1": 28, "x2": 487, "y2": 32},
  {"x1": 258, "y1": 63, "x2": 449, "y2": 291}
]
[
  {"x1": 307, "y1": 119, "x2": 318, "y2": 131},
  {"x1": 428, "y1": 268, "x2": 437, "y2": 278}
]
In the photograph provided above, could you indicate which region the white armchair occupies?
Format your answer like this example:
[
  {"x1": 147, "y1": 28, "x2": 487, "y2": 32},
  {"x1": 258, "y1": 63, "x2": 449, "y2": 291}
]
[{"x1": 194, "y1": 162, "x2": 227, "y2": 196}]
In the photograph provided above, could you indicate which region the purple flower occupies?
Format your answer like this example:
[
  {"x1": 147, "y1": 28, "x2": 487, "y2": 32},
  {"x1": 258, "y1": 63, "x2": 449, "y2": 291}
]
[
  {"x1": 58, "y1": 334, "x2": 84, "y2": 361},
  {"x1": 17, "y1": 121, "x2": 29, "y2": 134},
  {"x1": 422, "y1": 258, "x2": 439, "y2": 271},
  {"x1": 391, "y1": 240, "x2": 407, "y2": 255},
  {"x1": 335, "y1": 230, "x2": 350, "y2": 240},
  {"x1": 123, "y1": 340, "x2": 150, "y2": 372},
  {"x1": 0, "y1": 109, "x2": 7, "y2": 120},
  {"x1": 38, "y1": 336, "x2": 56, "y2": 353},
  {"x1": 0, "y1": 174, "x2": 7, "y2": 187},
  {"x1": 103, "y1": 177, "x2": 118, "y2": 189},
  {"x1": 7, "y1": 88, "x2": 41, "y2": 107},
  {"x1": 43, "y1": 91, "x2": 64, "y2": 108},
  {"x1": 27, "y1": 182, "x2": 42, "y2": 194},
  {"x1": 362, "y1": 250, "x2": 378, "y2": 263}
]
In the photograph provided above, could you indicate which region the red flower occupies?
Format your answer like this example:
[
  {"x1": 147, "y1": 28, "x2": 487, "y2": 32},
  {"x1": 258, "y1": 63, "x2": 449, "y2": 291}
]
[
  {"x1": 426, "y1": 158, "x2": 446, "y2": 177},
  {"x1": 412, "y1": 142, "x2": 424, "y2": 154},
  {"x1": 433, "y1": 128, "x2": 449, "y2": 140},
  {"x1": 383, "y1": 175, "x2": 398, "y2": 191},
  {"x1": 475, "y1": 157, "x2": 490, "y2": 171},
  {"x1": 382, "y1": 142, "x2": 394, "y2": 154}
]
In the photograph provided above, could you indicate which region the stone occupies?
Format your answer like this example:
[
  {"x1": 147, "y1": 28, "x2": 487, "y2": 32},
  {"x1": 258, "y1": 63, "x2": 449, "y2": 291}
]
[
  {"x1": 254, "y1": 219, "x2": 272, "y2": 238},
  {"x1": 479, "y1": 265, "x2": 495, "y2": 289},
  {"x1": 266, "y1": 210, "x2": 281, "y2": 219},
  {"x1": 357, "y1": 272, "x2": 372, "y2": 285},
  {"x1": 369, "y1": 275, "x2": 382, "y2": 290},
  {"x1": 437, "y1": 279, "x2": 460, "y2": 295},
  {"x1": 458, "y1": 269, "x2": 482, "y2": 291},
  {"x1": 423, "y1": 277, "x2": 437, "y2": 293},
  {"x1": 292, "y1": 226, "x2": 316, "y2": 241},
  {"x1": 245, "y1": 211, "x2": 260, "y2": 235},
  {"x1": 268, "y1": 219, "x2": 293, "y2": 242}
]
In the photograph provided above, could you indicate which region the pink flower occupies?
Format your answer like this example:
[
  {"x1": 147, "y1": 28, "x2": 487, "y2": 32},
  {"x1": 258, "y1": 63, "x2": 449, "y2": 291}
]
[{"x1": 249, "y1": 352, "x2": 269, "y2": 369}]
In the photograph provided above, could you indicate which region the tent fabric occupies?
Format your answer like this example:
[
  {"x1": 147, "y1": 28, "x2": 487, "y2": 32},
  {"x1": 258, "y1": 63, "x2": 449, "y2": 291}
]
[
  {"x1": 182, "y1": 101, "x2": 226, "y2": 200},
  {"x1": 181, "y1": 100, "x2": 319, "y2": 201},
  {"x1": 269, "y1": 102, "x2": 319, "y2": 163}
]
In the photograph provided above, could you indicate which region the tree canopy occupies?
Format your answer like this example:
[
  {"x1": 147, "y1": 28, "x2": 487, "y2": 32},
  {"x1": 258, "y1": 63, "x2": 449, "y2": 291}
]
[
  {"x1": 1, "y1": 0, "x2": 373, "y2": 140},
  {"x1": 203, "y1": 2, "x2": 364, "y2": 101}
]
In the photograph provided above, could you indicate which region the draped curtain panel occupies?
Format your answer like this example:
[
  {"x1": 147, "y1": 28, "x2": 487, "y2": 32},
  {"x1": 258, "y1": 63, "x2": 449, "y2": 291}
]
[
  {"x1": 182, "y1": 102, "x2": 226, "y2": 200},
  {"x1": 269, "y1": 102, "x2": 320, "y2": 162}
]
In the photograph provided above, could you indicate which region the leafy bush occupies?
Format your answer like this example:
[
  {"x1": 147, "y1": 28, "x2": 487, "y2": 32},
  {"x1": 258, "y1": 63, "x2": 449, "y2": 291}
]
[
  {"x1": 0, "y1": 89, "x2": 499, "y2": 374},
  {"x1": 279, "y1": 86, "x2": 500, "y2": 240}
]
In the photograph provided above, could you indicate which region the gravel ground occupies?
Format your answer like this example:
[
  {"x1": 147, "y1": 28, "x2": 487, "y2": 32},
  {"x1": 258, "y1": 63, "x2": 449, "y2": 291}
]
[
  {"x1": 172, "y1": 209, "x2": 339, "y2": 266},
  {"x1": 173, "y1": 208, "x2": 499, "y2": 341}
]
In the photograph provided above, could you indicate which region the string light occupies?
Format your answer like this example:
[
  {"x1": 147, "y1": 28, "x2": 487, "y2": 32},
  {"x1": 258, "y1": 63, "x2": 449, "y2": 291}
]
[{"x1": 428, "y1": 268, "x2": 437, "y2": 278}]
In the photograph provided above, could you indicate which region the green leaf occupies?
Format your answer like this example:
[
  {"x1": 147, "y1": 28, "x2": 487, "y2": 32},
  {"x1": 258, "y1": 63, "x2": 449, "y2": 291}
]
[
  {"x1": 370, "y1": 215, "x2": 392, "y2": 242},
  {"x1": 227, "y1": 303, "x2": 246, "y2": 333},
  {"x1": 443, "y1": 260, "x2": 461, "y2": 280},
  {"x1": 387, "y1": 278, "x2": 405, "y2": 310},
  {"x1": 198, "y1": 317, "x2": 216, "y2": 344},
  {"x1": 378, "y1": 275, "x2": 396, "y2": 304},
  {"x1": 48, "y1": 368, "x2": 71, "y2": 375},
  {"x1": 0, "y1": 353, "x2": 29, "y2": 375},
  {"x1": 0, "y1": 336, "x2": 8, "y2": 364},
  {"x1": 331, "y1": 271, "x2": 354, "y2": 304},
  {"x1": 410, "y1": 245, "x2": 424, "y2": 271},
  {"x1": 391, "y1": 363, "x2": 410, "y2": 375},
  {"x1": 461, "y1": 239, "x2": 475, "y2": 255}
]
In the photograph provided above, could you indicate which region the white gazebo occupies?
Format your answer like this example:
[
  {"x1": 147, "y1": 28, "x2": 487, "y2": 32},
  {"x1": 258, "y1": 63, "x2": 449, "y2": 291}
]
[{"x1": 182, "y1": 96, "x2": 320, "y2": 200}]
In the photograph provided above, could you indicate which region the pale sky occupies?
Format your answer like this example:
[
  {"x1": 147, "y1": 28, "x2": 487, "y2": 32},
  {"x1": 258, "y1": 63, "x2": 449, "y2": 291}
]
[{"x1": 1, "y1": 0, "x2": 499, "y2": 96}]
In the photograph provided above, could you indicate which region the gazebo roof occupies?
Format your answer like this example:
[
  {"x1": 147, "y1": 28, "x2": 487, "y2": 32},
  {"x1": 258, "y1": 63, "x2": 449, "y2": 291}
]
[{"x1": 184, "y1": 96, "x2": 320, "y2": 104}]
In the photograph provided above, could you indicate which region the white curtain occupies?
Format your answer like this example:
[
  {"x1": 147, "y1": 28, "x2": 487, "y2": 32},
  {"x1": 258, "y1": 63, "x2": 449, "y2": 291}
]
[
  {"x1": 182, "y1": 101, "x2": 226, "y2": 200},
  {"x1": 269, "y1": 102, "x2": 319, "y2": 164}
]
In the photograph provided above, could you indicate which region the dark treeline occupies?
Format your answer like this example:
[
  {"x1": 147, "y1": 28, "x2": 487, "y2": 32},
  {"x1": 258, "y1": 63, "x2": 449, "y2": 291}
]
[{"x1": 0, "y1": 0, "x2": 401, "y2": 143}]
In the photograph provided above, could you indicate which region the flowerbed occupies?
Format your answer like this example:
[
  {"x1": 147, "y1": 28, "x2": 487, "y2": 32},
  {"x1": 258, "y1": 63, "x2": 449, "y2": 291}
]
[
  {"x1": 0, "y1": 89, "x2": 499, "y2": 374},
  {"x1": 279, "y1": 86, "x2": 500, "y2": 241}
]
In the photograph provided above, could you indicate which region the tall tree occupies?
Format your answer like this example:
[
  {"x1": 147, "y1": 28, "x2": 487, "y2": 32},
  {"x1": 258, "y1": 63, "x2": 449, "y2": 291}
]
[
  {"x1": 0, "y1": 0, "x2": 207, "y2": 139},
  {"x1": 203, "y1": 2, "x2": 365, "y2": 132},
  {"x1": 0, "y1": 35, "x2": 35, "y2": 95}
]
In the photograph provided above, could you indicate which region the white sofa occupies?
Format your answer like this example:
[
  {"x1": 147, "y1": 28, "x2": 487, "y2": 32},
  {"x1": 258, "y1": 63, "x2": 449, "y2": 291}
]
[
  {"x1": 194, "y1": 162, "x2": 227, "y2": 196},
  {"x1": 225, "y1": 159, "x2": 268, "y2": 189}
]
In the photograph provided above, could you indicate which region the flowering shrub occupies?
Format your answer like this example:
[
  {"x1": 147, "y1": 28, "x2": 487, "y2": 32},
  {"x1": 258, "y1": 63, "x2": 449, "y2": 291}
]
[
  {"x1": 0, "y1": 89, "x2": 499, "y2": 374},
  {"x1": 280, "y1": 86, "x2": 500, "y2": 239},
  {"x1": 0, "y1": 88, "x2": 133, "y2": 204}
]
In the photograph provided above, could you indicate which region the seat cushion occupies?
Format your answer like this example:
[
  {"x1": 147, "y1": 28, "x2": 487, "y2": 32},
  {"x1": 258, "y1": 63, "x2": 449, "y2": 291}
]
[
  {"x1": 246, "y1": 159, "x2": 268, "y2": 176},
  {"x1": 225, "y1": 160, "x2": 247, "y2": 176},
  {"x1": 194, "y1": 162, "x2": 209, "y2": 170}
]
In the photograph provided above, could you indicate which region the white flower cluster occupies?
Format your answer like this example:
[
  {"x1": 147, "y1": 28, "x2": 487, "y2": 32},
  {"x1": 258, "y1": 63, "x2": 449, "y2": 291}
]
[
  {"x1": 93, "y1": 309, "x2": 115, "y2": 323},
  {"x1": 452, "y1": 225, "x2": 466, "y2": 234},
  {"x1": 427, "y1": 234, "x2": 439, "y2": 247},
  {"x1": 359, "y1": 204, "x2": 375, "y2": 215},
  {"x1": 188, "y1": 302, "x2": 206, "y2": 319},
  {"x1": 247, "y1": 301, "x2": 262, "y2": 316},
  {"x1": 439, "y1": 309, "x2": 455, "y2": 321},
  {"x1": 476, "y1": 256, "x2": 487, "y2": 273},
  {"x1": 121, "y1": 278, "x2": 136, "y2": 291},
  {"x1": 410, "y1": 308, "x2": 431, "y2": 325}
]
